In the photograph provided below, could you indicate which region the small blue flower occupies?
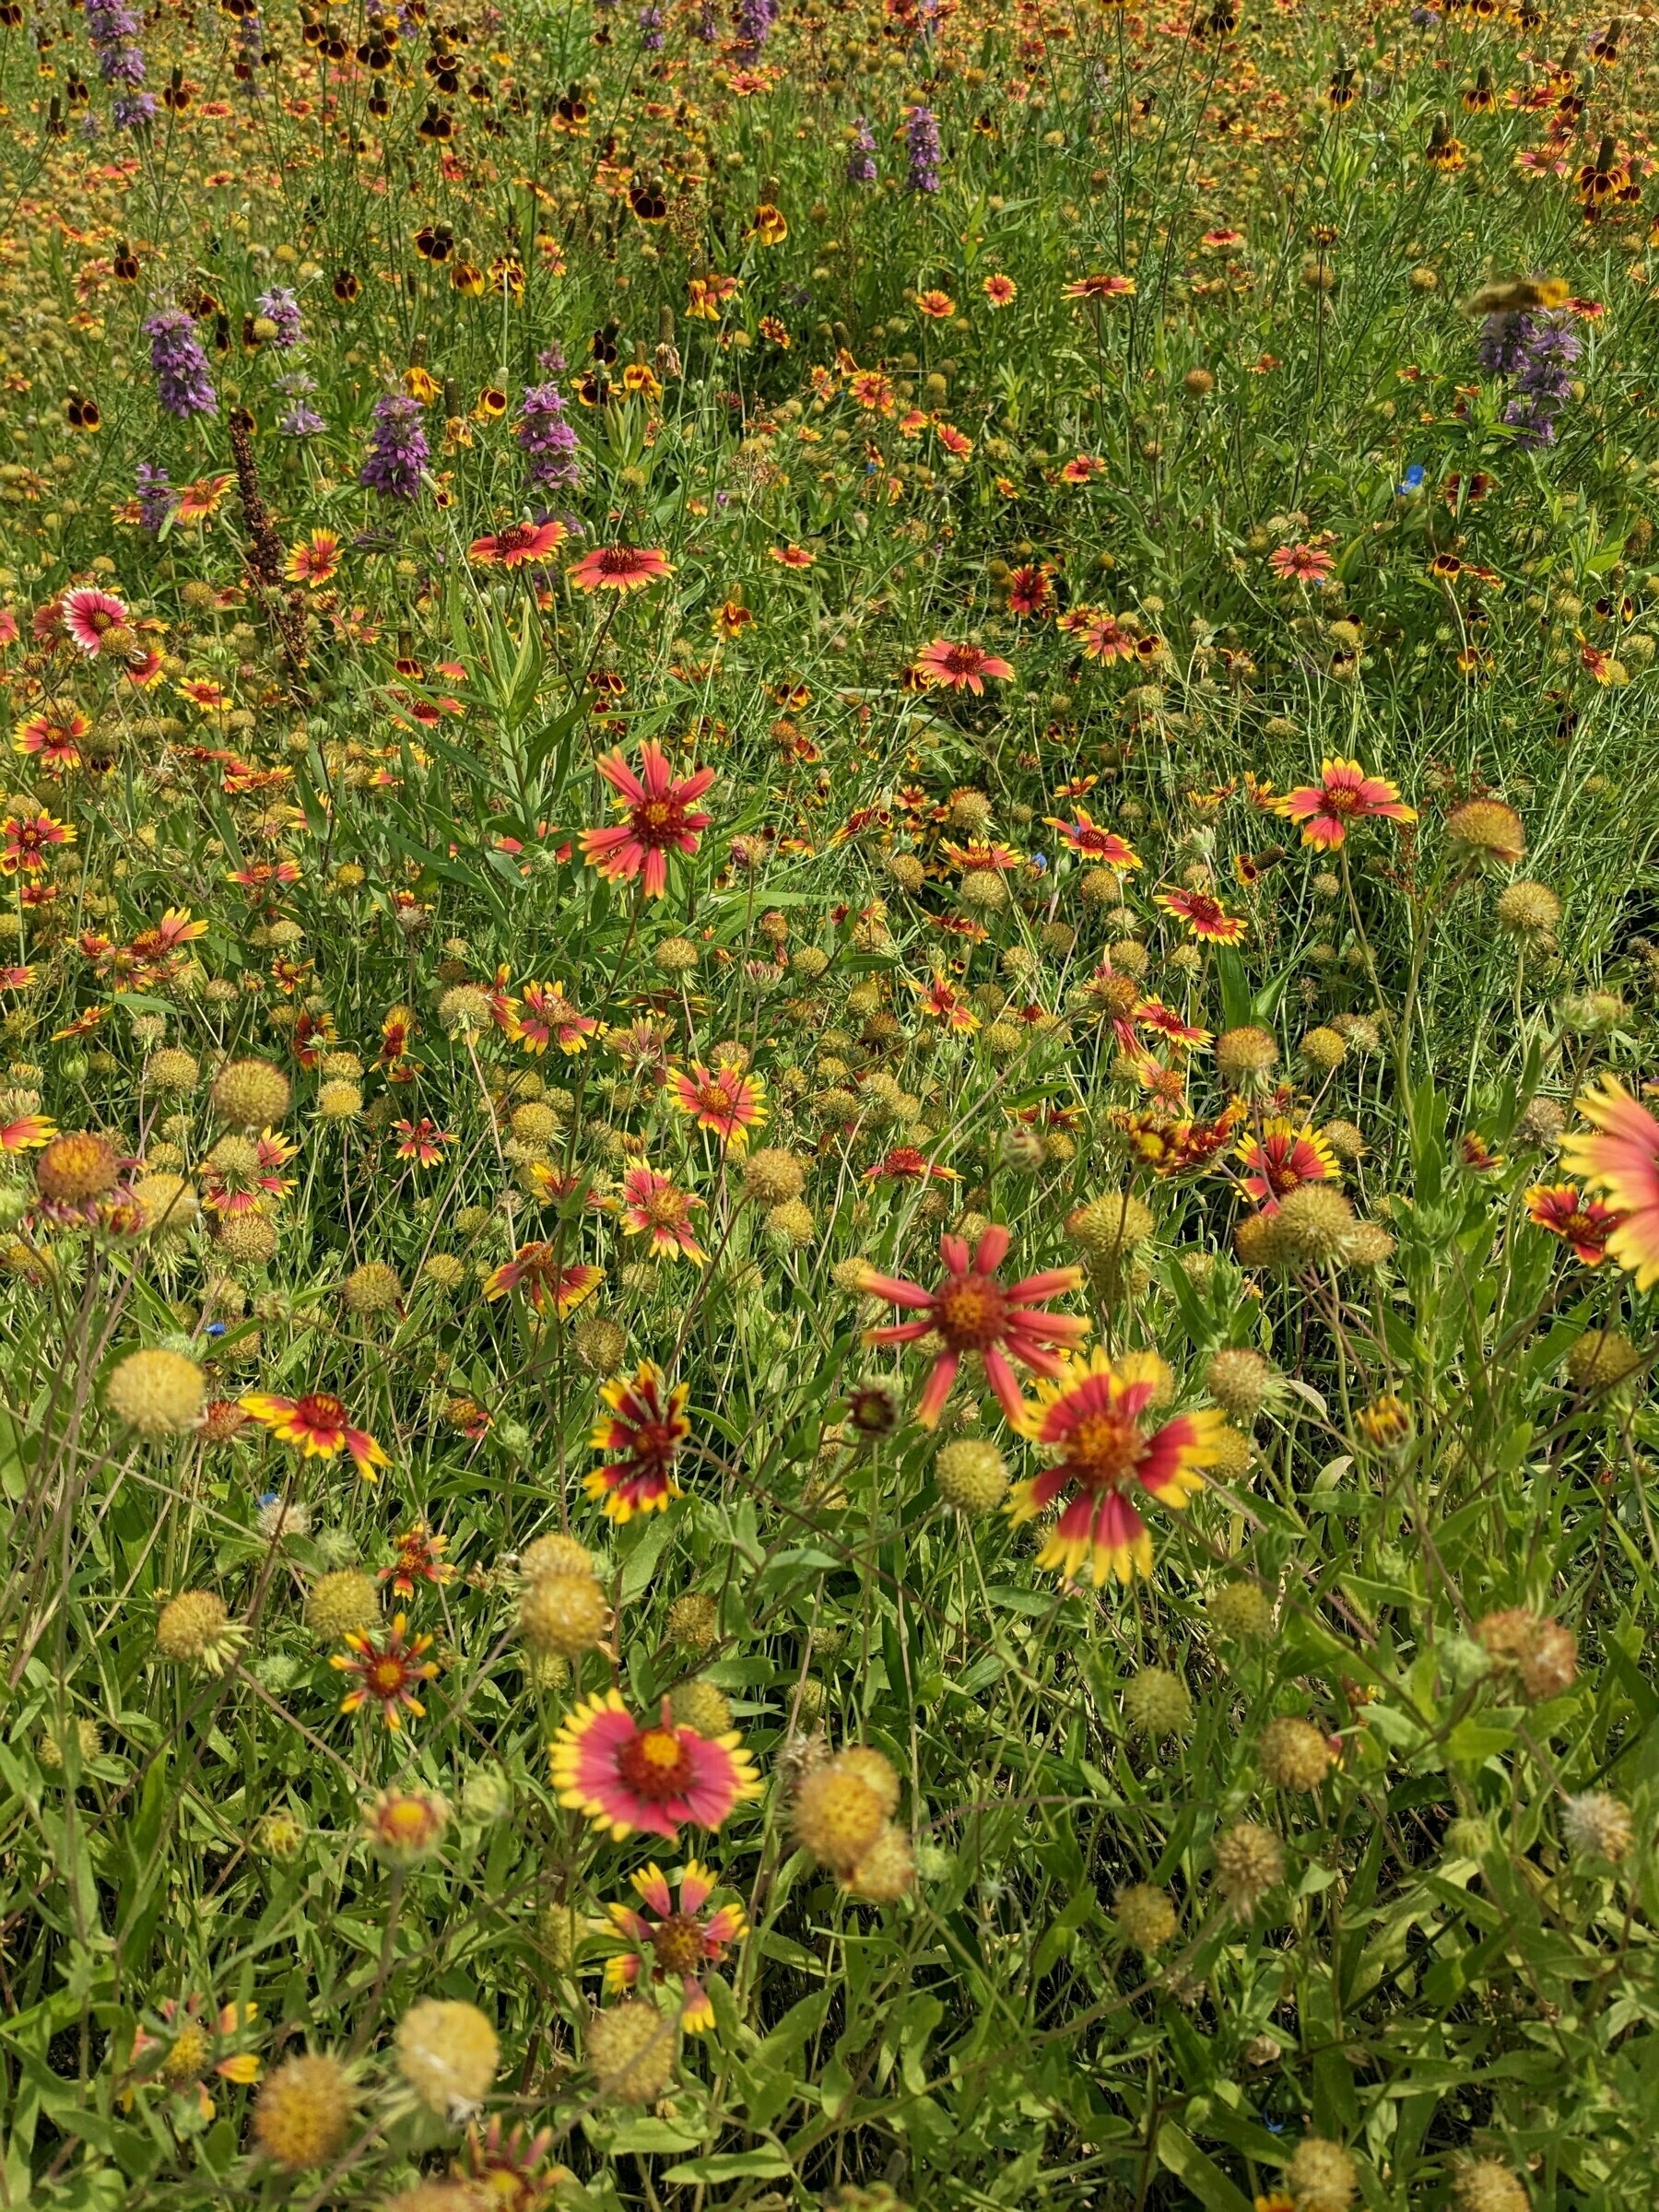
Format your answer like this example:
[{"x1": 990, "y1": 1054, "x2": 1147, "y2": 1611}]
[
  {"x1": 206, "y1": 1320, "x2": 228, "y2": 1337},
  {"x1": 257, "y1": 1490, "x2": 280, "y2": 1510},
  {"x1": 1397, "y1": 464, "x2": 1426, "y2": 494}
]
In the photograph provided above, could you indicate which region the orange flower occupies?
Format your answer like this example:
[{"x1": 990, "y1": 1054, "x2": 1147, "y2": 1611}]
[
  {"x1": 982, "y1": 272, "x2": 1018, "y2": 305},
  {"x1": 580, "y1": 741, "x2": 715, "y2": 898},
  {"x1": 916, "y1": 288, "x2": 956, "y2": 319}
]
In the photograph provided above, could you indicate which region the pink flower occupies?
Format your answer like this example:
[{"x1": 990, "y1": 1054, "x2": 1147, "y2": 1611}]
[
  {"x1": 1268, "y1": 543, "x2": 1335, "y2": 584},
  {"x1": 60, "y1": 586, "x2": 133, "y2": 656},
  {"x1": 550, "y1": 1691, "x2": 761, "y2": 1841},
  {"x1": 580, "y1": 740, "x2": 715, "y2": 899},
  {"x1": 854, "y1": 1224, "x2": 1088, "y2": 1427},
  {"x1": 912, "y1": 639, "x2": 1015, "y2": 694}
]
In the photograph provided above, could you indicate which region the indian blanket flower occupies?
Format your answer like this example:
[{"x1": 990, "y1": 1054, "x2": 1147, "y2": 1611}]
[
  {"x1": 380, "y1": 1521, "x2": 454, "y2": 1599},
  {"x1": 1154, "y1": 885, "x2": 1248, "y2": 944},
  {"x1": 1045, "y1": 806, "x2": 1140, "y2": 869},
  {"x1": 484, "y1": 1244, "x2": 604, "y2": 1315},
  {"x1": 1010, "y1": 1348, "x2": 1230, "y2": 1584},
  {"x1": 854, "y1": 1224, "x2": 1088, "y2": 1427},
  {"x1": 62, "y1": 587, "x2": 131, "y2": 656},
  {"x1": 580, "y1": 741, "x2": 715, "y2": 898},
  {"x1": 1524, "y1": 1182, "x2": 1625, "y2": 1266},
  {"x1": 239, "y1": 1391, "x2": 391, "y2": 1481},
  {"x1": 359, "y1": 393, "x2": 429, "y2": 500},
  {"x1": 588, "y1": 1360, "x2": 690, "y2": 1519},
  {"x1": 468, "y1": 519, "x2": 568, "y2": 569},
  {"x1": 597, "y1": 1862, "x2": 747, "y2": 2031},
  {"x1": 1063, "y1": 272, "x2": 1136, "y2": 300},
  {"x1": 393, "y1": 1118, "x2": 455, "y2": 1167},
  {"x1": 618, "y1": 1167, "x2": 707, "y2": 1262},
  {"x1": 285, "y1": 531, "x2": 342, "y2": 587},
  {"x1": 14, "y1": 705, "x2": 89, "y2": 771},
  {"x1": 668, "y1": 1060, "x2": 768, "y2": 1151},
  {"x1": 1268, "y1": 543, "x2": 1335, "y2": 584},
  {"x1": 2, "y1": 811, "x2": 76, "y2": 876},
  {"x1": 567, "y1": 545, "x2": 672, "y2": 594},
  {"x1": 1234, "y1": 1121, "x2": 1340, "y2": 1210},
  {"x1": 1559, "y1": 1077, "x2": 1659, "y2": 1288},
  {"x1": 1276, "y1": 759, "x2": 1417, "y2": 849},
  {"x1": 515, "y1": 980, "x2": 596, "y2": 1054},
  {"x1": 332, "y1": 1612, "x2": 438, "y2": 1729},
  {"x1": 129, "y1": 1996, "x2": 261, "y2": 2121},
  {"x1": 913, "y1": 639, "x2": 1014, "y2": 695},
  {"x1": 550, "y1": 1690, "x2": 760, "y2": 1841},
  {"x1": 906, "y1": 972, "x2": 979, "y2": 1032},
  {"x1": 144, "y1": 308, "x2": 218, "y2": 419}
]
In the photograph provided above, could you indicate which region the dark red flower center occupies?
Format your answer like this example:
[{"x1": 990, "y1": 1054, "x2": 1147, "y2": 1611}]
[
  {"x1": 934, "y1": 1272, "x2": 1009, "y2": 1351},
  {"x1": 618, "y1": 1724, "x2": 695, "y2": 1801},
  {"x1": 294, "y1": 1392, "x2": 349, "y2": 1432},
  {"x1": 1063, "y1": 1410, "x2": 1148, "y2": 1489},
  {"x1": 369, "y1": 1653, "x2": 411, "y2": 1696},
  {"x1": 632, "y1": 794, "x2": 689, "y2": 846},
  {"x1": 651, "y1": 1912, "x2": 705, "y2": 1974},
  {"x1": 600, "y1": 547, "x2": 650, "y2": 578}
]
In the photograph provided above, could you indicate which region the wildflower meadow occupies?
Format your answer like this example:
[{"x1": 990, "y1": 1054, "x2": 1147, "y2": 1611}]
[{"x1": 3, "y1": 0, "x2": 1659, "y2": 2205}]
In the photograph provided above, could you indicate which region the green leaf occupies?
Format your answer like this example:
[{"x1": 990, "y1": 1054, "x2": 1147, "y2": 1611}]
[
  {"x1": 1155, "y1": 2124, "x2": 1253, "y2": 2212},
  {"x1": 660, "y1": 2148, "x2": 794, "y2": 2184}
]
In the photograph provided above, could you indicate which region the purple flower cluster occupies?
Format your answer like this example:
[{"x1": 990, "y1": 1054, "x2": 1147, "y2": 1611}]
[
  {"x1": 135, "y1": 463, "x2": 173, "y2": 534},
  {"x1": 144, "y1": 307, "x2": 218, "y2": 419},
  {"x1": 905, "y1": 104, "x2": 941, "y2": 194},
  {"x1": 639, "y1": 5, "x2": 664, "y2": 47},
  {"x1": 359, "y1": 394, "x2": 429, "y2": 499},
  {"x1": 1478, "y1": 310, "x2": 1582, "y2": 449},
  {"x1": 85, "y1": 0, "x2": 154, "y2": 126},
  {"x1": 276, "y1": 372, "x2": 324, "y2": 438},
  {"x1": 846, "y1": 115, "x2": 877, "y2": 185},
  {"x1": 735, "y1": 0, "x2": 777, "y2": 53},
  {"x1": 256, "y1": 287, "x2": 303, "y2": 350},
  {"x1": 516, "y1": 381, "x2": 581, "y2": 492}
]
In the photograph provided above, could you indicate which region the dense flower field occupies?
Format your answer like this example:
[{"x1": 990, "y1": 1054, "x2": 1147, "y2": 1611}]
[{"x1": 2, "y1": 0, "x2": 1659, "y2": 2204}]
